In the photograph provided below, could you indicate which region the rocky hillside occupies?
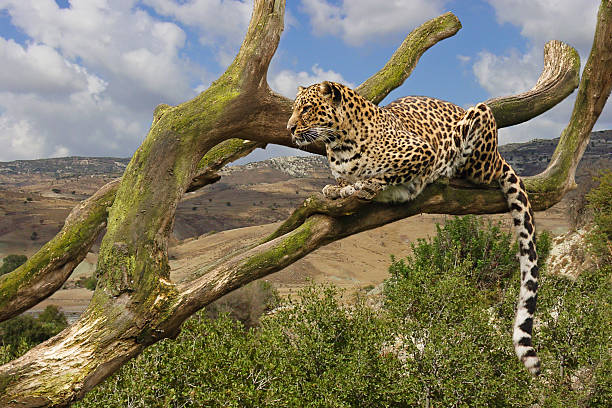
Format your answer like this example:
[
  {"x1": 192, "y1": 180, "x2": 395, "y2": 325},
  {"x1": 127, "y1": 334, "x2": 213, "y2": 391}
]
[
  {"x1": 0, "y1": 131, "x2": 610, "y2": 248},
  {"x1": 499, "y1": 130, "x2": 612, "y2": 176},
  {"x1": 1, "y1": 130, "x2": 609, "y2": 181},
  {"x1": 0, "y1": 156, "x2": 130, "y2": 178}
]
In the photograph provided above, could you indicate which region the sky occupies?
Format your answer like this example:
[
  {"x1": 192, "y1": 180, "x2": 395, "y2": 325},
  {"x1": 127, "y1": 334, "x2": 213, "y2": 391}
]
[{"x1": 0, "y1": 0, "x2": 610, "y2": 163}]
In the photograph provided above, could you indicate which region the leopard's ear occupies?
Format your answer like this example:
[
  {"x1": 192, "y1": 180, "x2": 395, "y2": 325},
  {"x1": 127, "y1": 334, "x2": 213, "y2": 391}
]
[
  {"x1": 319, "y1": 81, "x2": 332, "y2": 96},
  {"x1": 297, "y1": 85, "x2": 306, "y2": 93},
  {"x1": 319, "y1": 81, "x2": 341, "y2": 107}
]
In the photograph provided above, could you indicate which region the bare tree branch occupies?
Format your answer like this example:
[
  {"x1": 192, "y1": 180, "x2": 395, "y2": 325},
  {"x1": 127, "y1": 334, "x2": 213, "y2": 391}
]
[
  {"x1": 0, "y1": 2, "x2": 464, "y2": 323},
  {"x1": 527, "y1": 0, "x2": 612, "y2": 206},
  {"x1": 485, "y1": 40, "x2": 580, "y2": 128},
  {"x1": 0, "y1": 180, "x2": 117, "y2": 323},
  {"x1": 0, "y1": 4, "x2": 582, "y2": 326},
  {"x1": 356, "y1": 12, "x2": 462, "y2": 105}
]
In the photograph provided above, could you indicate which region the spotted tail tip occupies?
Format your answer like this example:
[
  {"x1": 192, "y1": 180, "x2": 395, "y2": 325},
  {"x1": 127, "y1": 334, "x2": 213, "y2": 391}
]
[{"x1": 523, "y1": 355, "x2": 541, "y2": 376}]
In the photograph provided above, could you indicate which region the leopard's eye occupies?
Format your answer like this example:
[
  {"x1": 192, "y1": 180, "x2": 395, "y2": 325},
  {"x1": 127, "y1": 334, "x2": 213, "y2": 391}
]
[{"x1": 301, "y1": 105, "x2": 312, "y2": 114}]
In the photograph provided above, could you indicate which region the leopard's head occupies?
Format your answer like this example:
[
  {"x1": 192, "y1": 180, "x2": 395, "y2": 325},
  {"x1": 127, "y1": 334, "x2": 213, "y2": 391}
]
[{"x1": 287, "y1": 81, "x2": 344, "y2": 147}]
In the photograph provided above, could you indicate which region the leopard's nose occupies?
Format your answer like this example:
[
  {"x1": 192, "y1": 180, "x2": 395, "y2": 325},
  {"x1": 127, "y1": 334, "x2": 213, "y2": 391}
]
[{"x1": 287, "y1": 123, "x2": 297, "y2": 134}]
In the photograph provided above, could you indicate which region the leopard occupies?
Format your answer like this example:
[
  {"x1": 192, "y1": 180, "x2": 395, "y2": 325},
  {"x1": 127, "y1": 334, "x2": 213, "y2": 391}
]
[{"x1": 287, "y1": 81, "x2": 541, "y2": 375}]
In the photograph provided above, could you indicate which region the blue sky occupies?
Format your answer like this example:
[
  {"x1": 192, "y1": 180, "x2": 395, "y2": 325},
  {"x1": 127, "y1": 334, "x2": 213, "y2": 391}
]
[{"x1": 0, "y1": 0, "x2": 609, "y2": 162}]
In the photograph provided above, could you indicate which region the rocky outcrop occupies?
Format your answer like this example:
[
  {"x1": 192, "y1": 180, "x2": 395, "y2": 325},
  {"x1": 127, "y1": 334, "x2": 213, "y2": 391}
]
[
  {"x1": 499, "y1": 130, "x2": 611, "y2": 176},
  {"x1": 546, "y1": 227, "x2": 594, "y2": 279}
]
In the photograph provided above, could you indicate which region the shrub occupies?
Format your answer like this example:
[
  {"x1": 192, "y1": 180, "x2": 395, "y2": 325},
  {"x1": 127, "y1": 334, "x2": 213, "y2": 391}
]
[
  {"x1": 586, "y1": 170, "x2": 612, "y2": 256},
  {"x1": 206, "y1": 280, "x2": 280, "y2": 328},
  {"x1": 79, "y1": 285, "x2": 404, "y2": 408},
  {"x1": 76, "y1": 216, "x2": 609, "y2": 407},
  {"x1": 76, "y1": 275, "x2": 98, "y2": 291},
  {"x1": 0, "y1": 254, "x2": 27, "y2": 276},
  {"x1": 0, "y1": 305, "x2": 67, "y2": 363}
]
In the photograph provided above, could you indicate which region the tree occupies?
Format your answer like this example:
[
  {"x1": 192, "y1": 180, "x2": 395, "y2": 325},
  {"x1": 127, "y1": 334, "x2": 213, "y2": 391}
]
[
  {"x1": 0, "y1": 255, "x2": 27, "y2": 276},
  {"x1": 1, "y1": 0, "x2": 611, "y2": 406}
]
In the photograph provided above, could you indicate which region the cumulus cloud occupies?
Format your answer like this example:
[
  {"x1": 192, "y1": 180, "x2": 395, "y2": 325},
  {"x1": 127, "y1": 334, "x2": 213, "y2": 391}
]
[
  {"x1": 472, "y1": 48, "x2": 540, "y2": 96},
  {"x1": 300, "y1": 0, "x2": 447, "y2": 45},
  {"x1": 0, "y1": 0, "x2": 214, "y2": 161},
  {"x1": 486, "y1": 0, "x2": 599, "y2": 54},
  {"x1": 0, "y1": 38, "x2": 104, "y2": 95},
  {"x1": 142, "y1": 0, "x2": 252, "y2": 64},
  {"x1": 473, "y1": 0, "x2": 612, "y2": 143},
  {"x1": 269, "y1": 64, "x2": 354, "y2": 98}
]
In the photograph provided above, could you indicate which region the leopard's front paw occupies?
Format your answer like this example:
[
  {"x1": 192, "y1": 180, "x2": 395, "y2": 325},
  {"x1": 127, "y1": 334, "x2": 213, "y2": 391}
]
[
  {"x1": 354, "y1": 180, "x2": 382, "y2": 199},
  {"x1": 339, "y1": 185, "x2": 356, "y2": 198},
  {"x1": 322, "y1": 184, "x2": 342, "y2": 199}
]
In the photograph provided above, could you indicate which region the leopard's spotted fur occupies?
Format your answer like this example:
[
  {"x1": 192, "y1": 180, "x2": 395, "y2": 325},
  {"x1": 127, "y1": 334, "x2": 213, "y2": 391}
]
[{"x1": 287, "y1": 81, "x2": 541, "y2": 375}]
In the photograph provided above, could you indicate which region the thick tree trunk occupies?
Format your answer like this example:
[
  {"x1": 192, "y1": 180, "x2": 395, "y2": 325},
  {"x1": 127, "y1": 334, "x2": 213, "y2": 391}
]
[{"x1": 1, "y1": 0, "x2": 610, "y2": 406}]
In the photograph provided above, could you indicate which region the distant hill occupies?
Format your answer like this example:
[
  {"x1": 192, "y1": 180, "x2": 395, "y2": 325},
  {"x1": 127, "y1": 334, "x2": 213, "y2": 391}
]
[
  {"x1": 0, "y1": 130, "x2": 609, "y2": 246},
  {"x1": 0, "y1": 157, "x2": 130, "y2": 177},
  {"x1": 1, "y1": 130, "x2": 609, "y2": 179},
  {"x1": 498, "y1": 130, "x2": 612, "y2": 176},
  {"x1": 2, "y1": 132, "x2": 608, "y2": 315}
]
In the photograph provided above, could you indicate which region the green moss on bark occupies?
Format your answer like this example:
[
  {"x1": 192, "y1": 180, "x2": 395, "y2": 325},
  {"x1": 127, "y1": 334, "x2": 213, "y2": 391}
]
[
  {"x1": 357, "y1": 13, "x2": 461, "y2": 105},
  {"x1": 241, "y1": 218, "x2": 315, "y2": 273},
  {"x1": 99, "y1": 76, "x2": 242, "y2": 297},
  {"x1": 0, "y1": 185, "x2": 116, "y2": 315},
  {"x1": 196, "y1": 139, "x2": 254, "y2": 171}
]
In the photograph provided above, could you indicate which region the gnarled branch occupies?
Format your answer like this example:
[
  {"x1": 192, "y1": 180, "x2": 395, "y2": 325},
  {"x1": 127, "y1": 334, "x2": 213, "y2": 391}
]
[{"x1": 485, "y1": 40, "x2": 581, "y2": 128}]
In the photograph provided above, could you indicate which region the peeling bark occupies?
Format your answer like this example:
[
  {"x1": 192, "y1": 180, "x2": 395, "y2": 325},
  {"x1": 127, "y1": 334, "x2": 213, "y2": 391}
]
[{"x1": 1, "y1": 0, "x2": 610, "y2": 406}]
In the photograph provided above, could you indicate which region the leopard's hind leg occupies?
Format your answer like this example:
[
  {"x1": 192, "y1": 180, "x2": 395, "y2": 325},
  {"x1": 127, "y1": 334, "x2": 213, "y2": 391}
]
[{"x1": 455, "y1": 103, "x2": 541, "y2": 375}]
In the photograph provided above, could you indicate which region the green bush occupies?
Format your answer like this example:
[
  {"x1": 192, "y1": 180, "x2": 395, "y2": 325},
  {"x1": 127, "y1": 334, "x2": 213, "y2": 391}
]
[
  {"x1": 0, "y1": 254, "x2": 27, "y2": 276},
  {"x1": 586, "y1": 170, "x2": 612, "y2": 260},
  {"x1": 75, "y1": 216, "x2": 609, "y2": 407},
  {"x1": 206, "y1": 280, "x2": 280, "y2": 328},
  {"x1": 76, "y1": 275, "x2": 98, "y2": 291},
  {"x1": 0, "y1": 305, "x2": 67, "y2": 363},
  {"x1": 79, "y1": 285, "x2": 407, "y2": 408}
]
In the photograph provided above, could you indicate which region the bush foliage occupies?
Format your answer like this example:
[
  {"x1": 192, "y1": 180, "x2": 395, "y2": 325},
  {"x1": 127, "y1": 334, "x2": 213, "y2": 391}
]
[
  {"x1": 76, "y1": 211, "x2": 610, "y2": 407},
  {"x1": 4, "y1": 180, "x2": 609, "y2": 407},
  {"x1": 0, "y1": 305, "x2": 68, "y2": 364},
  {"x1": 0, "y1": 254, "x2": 27, "y2": 276}
]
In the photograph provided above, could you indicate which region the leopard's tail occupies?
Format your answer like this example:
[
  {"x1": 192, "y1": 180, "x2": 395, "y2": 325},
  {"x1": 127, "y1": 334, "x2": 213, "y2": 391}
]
[{"x1": 499, "y1": 158, "x2": 540, "y2": 375}]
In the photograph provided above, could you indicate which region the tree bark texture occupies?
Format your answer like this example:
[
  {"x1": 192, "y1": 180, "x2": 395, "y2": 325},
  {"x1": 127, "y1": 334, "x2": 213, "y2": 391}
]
[{"x1": 1, "y1": 0, "x2": 610, "y2": 406}]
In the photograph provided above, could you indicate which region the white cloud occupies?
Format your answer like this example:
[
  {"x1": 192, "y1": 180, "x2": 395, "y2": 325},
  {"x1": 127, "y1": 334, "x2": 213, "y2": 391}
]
[
  {"x1": 473, "y1": 48, "x2": 540, "y2": 96},
  {"x1": 456, "y1": 54, "x2": 471, "y2": 64},
  {"x1": 473, "y1": 0, "x2": 612, "y2": 143},
  {"x1": 142, "y1": 0, "x2": 252, "y2": 64},
  {"x1": 300, "y1": 0, "x2": 447, "y2": 46},
  {"x1": 0, "y1": 38, "x2": 103, "y2": 95},
  {"x1": 142, "y1": 0, "x2": 252, "y2": 43},
  {"x1": 269, "y1": 64, "x2": 354, "y2": 99},
  {"x1": 486, "y1": 0, "x2": 599, "y2": 54},
  {"x1": 0, "y1": 0, "x2": 214, "y2": 161}
]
